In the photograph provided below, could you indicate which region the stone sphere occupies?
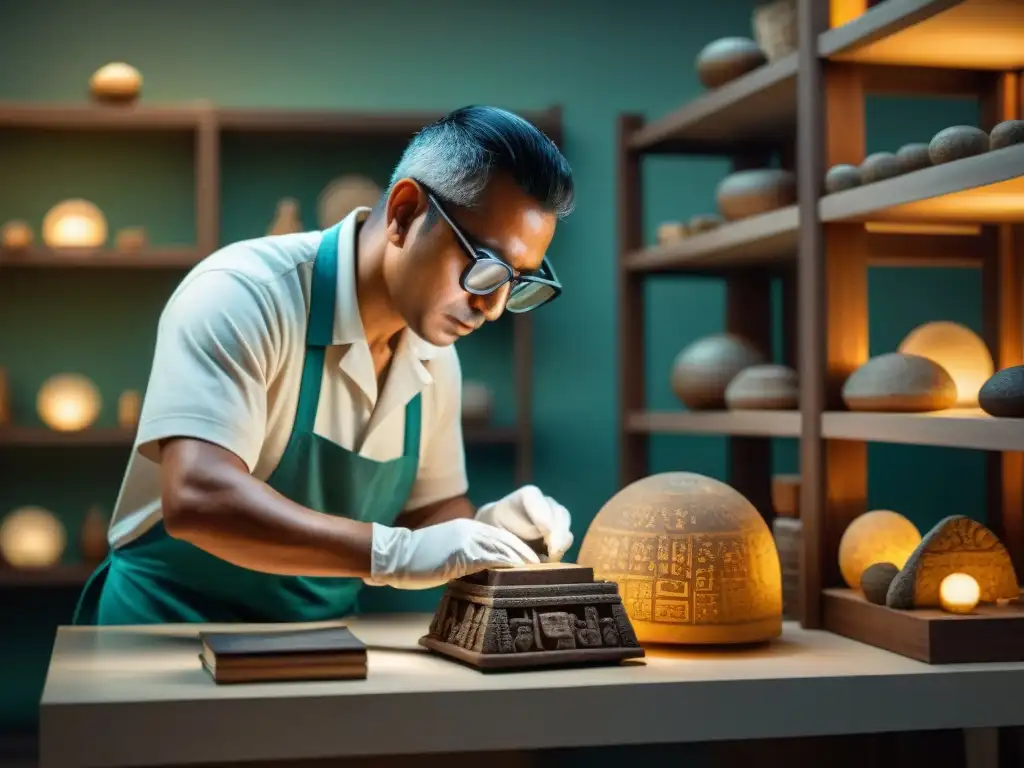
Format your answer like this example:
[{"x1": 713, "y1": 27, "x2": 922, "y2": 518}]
[
  {"x1": 696, "y1": 37, "x2": 766, "y2": 89},
  {"x1": 577, "y1": 472, "x2": 783, "y2": 645},
  {"x1": 716, "y1": 169, "x2": 797, "y2": 221},
  {"x1": 978, "y1": 365, "x2": 1024, "y2": 418},
  {"x1": 838, "y1": 510, "x2": 921, "y2": 590},
  {"x1": 670, "y1": 334, "x2": 765, "y2": 410}
]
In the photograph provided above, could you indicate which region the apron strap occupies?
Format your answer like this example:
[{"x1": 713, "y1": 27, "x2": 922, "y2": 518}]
[
  {"x1": 292, "y1": 224, "x2": 342, "y2": 433},
  {"x1": 403, "y1": 394, "x2": 422, "y2": 459}
]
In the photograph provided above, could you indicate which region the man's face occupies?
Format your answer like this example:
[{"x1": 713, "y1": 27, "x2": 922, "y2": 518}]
[{"x1": 383, "y1": 174, "x2": 557, "y2": 346}]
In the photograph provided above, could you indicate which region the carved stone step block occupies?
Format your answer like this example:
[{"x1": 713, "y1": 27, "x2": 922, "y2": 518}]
[{"x1": 420, "y1": 565, "x2": 646, "y2": 672}]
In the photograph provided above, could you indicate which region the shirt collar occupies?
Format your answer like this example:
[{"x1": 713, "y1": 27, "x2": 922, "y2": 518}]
[{"x1": 331, "y1": 206, "x2": 441, "y2": 361}]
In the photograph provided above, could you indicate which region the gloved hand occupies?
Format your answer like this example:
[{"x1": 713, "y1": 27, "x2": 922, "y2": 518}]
[
  {"x1": 363, "y1": 518, "x2": 540, "y2": 590},
  {"x1": 474, "y1": 485, "x2": 573, "y2": 563}
]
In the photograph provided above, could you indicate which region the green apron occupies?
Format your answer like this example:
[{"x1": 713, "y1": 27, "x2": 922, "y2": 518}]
[{"x1": 73, "y1": 222, "x2": 421, "y2": 625}]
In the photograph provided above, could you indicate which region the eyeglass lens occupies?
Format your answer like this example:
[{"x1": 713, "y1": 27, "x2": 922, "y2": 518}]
[
  {"x1": 464, "y1": 260, "x2": 512, "y2": 292},
  {"x1": 507, "y1": 282, "x2": 555, "y2": 311}
]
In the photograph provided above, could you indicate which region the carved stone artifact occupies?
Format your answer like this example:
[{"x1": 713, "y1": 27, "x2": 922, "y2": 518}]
[
  {"x1": 577, "y1": 472, "x2": 783, "y2": 645},
  {"x1": 670, "y1": 333, "x2": 765, "y2": 410},
  {"x1": 841, "y1": 352, "x2": 957, "y2": 412},
  {"x1": 695, "y1": 37, "x2": 766, "y2": 89},
  {"x1": 978, "y1": 365, "x2": 1024, "y2": 418},
  {"x1": 716, "y1": 169, "x2": 796, "y2": 221},
  {"x1": 990, "y1": 120, "x2": 1024, "y2": 151},
  {"x1": 824, "y1": 164, "x2": 861, "y2": 193},
  {"x1": 724, "y1": 363, "x2": 798, "y2": 410},
  {"x1": 928, "y1": 126, "x2": 989, "y2": 165},
  {"x1": 895, "y1": 143, "x2": 932, "y2": 173},
  {"x1": 859, "y1": 152, "x2": 903, "y2": 183},
  {"x1": 752, "y1": 0, "x2": 797, "y2": 61},
  {"x1": 886, "y1": 515, "x2": 1019, "y2": 609},
  {"x1": 860, "y1": 562, "x2": 898, "y2": 606},
  {"x1": 420, "y1": 564, "x2": 645, "y2": 671}
]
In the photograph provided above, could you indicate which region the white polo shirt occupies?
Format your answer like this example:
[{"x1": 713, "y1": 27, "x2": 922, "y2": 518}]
[{"x1": 107, "y1": 208, "x2": 468, "y2": 550}]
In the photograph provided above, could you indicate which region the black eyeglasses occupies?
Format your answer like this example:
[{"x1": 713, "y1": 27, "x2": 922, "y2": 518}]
[{"x1": 422, "y1": 188, "x2": 562, "y2": 314}]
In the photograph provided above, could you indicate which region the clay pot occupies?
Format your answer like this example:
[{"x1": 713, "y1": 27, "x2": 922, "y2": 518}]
[
  {"x1": 859, "y1": 152, "x2": 903, "y2": 183},
  {"x1": 671, "y1": 334, "x2": 765, "y2": 410},
  {"x1": 929, "y1": 126, "x2": 989, "y2": 165},
  {"x1": 991, "y1": 120, "x2": 1024, "y2": 151},
  {"x1": 716, "y1": 169, "x2": 796, "y2": 221},
  {"x1": 724, "y1": 364, "x2": 799, "y2": 410},
  {"x1": 895, "y1": 143, "x2": 932, "y2": 173},
  {"x1": 842, "y1": 352, "x2": 957, "y2": 412},
  {"x1": 978, "y1": 365, "x2": 1024, "y2": 418},
  {"x1": 824, "y1": 164, "x2": 861, "y2": 194},
  {"x1": 696, "y1": 38, "x2": 767, "y2": 89}
]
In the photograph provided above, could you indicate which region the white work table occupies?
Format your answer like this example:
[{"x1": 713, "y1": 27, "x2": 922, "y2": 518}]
[{"x1": 39, "y1": 613, "x2": 1024, "y2": 768}]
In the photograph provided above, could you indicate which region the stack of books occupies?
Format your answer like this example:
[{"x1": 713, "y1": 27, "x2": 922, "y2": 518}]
[{"x1": 198, "y1": 625, "x2": 367, "y2": 684}]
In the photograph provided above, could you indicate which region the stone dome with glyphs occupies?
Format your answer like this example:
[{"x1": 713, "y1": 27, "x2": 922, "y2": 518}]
[{"x1": 577, "y1": 472, "x2": 782, "y2": 645}]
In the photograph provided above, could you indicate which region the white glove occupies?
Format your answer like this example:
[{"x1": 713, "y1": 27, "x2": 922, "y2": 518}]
[
  {"x1": 364, "y1": 518, "x2": 540, "y2": 590},
  {"x1": 475, "y1": 485, "x2": 574, "y2": 563}
]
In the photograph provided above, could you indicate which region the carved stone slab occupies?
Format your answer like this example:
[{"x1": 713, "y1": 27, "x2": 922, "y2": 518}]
[
  {"x1": 886, "y1": 515, "x2": 1020, "y2": 609},
  {"x1": 420, "y1": 566, "x2": 646, "y2": 671}
]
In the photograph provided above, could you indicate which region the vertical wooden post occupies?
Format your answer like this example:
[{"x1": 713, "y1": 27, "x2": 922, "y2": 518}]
[
  {"x1": 798, "y1": 0, "x2": 870, "y2": 627},
  {"x1": 513, "y1": 314, "x2": 533, "y2": 485},
  {"x1": 980, "y1": 73, "x2": 1024, "y2": 579},
  {"x1": 726, "y1": 269, "x2": 774, "y2": 521},
  {"x1": 195, "y1": 103, "x2": 220, "y2": 256},
  {"x1": 618, "y1": 115, "x2": 647, "y2": 488}
]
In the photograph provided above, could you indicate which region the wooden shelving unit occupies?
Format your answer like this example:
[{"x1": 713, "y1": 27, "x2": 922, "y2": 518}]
[
  {"x1": 0, "y1": 101, "x2": 562, "y2": 580},
  {"x1": 618, "y1": 0, "x2": 1024, "y2": 659}
]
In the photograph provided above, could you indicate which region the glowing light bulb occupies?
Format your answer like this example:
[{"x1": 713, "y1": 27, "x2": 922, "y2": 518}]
[{"x1": 939, "y1": 572, "x2": 980, "y2": 614}]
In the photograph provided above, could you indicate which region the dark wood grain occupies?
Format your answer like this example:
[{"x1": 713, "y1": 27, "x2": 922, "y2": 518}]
[
  {"x1": 823, "y1": 588, "x2": 1024, "y2": 664},
  {"x1": 822, "y1": 410, "x2": 1024, "y2": 451},
  {"x1": 821, "y1": 0, "x2": 1024, "y2": 70},
  {"x1": 0, "y1": 247, "x2": 202, "y2": 268},
  {"x1": 617, "y1": 115, "x2": 648, "y2": 488},
  {"x1": 625, "y1": 410, "x2": 801, "y2": 437},
  {"x1": 0, "y1": 101, "x2": 210, "y2": 130},
  {"x1": 629, "y1": 55, "x2": 798, "y2": 154},
  {"x1": 820, "y1": 143, "x2": 1024, "y2": 224}
]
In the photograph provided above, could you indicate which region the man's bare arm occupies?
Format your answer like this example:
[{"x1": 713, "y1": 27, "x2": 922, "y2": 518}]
[
  {"x1": 397, "y1": 494, "x2": 476, "y2": 530},
  {"x1": 159, "y1": 437, "x2": 374, "y2": 577}
]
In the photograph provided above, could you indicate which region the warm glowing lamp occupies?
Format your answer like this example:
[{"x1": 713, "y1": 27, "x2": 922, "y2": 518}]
[
  {"x1": 897, "y1": 321, "x2": 994, "y2": 407},
  {"x1": 41, "y1": 199, "x2": 108, "y2": 249},
  {"x1": 0, "y1": 507, "x2": 66, "y2": 568},
  {"x1": 37, "y1": 374, "x2": 102, "y2": 432},
  {"x1": 577, "y1": 472, "x2": 783, "y2": 645},
  {"x1": 939, "y1": 573, "x2": 980, "y2": 614},
  {"x1": 838, "y1": 509, "x2": 921, "y2": 589}
]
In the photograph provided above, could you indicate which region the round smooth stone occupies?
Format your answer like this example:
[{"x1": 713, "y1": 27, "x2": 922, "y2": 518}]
[
  {"x1": 696, "y1": 37, "x2": 767, "y2": 89},
  {"x1": 978, "y1": 365, "x2": 1024, "y2": 418},
  {"x1": 929, "y1": 126, "x2": 989, "y2": 165}
]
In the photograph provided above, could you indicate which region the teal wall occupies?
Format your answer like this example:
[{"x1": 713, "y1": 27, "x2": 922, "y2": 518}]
[{"x1": 0, "y1": 0, "x2": 982, "y2": 738}]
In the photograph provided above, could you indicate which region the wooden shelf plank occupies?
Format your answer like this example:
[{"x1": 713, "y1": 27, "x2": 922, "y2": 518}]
[
  {"x1": 821, "y1": 0, "x2": 1024, "y2": 71},
  {"x1": 626, "y1": 410, "x2": 801, "y2": 438},
  {"x1": 0, "y1": 247, "x2": 203, "y2": 269},
  {"x1": 0, "y1": 564, "x2": 94, "y2": 588},
  {"x1": 822, "y1": 409, "x2": 1024, "y2": 451},
  {"x1": 217, "y1": 106, "x2": 563, "y2": 143},
  {"x1": 624, "y1": 207, "x2": 798, "y2": 273},
  {"x1": 629, "y1": 54, "x2": 798, "y2": 154},
  {"x1": 820, "y1": 144, "x2": 1024, "y2": 224},
  {"x1": 0, "y1": 424, "x2": 520, "y2": 447},
  {"x1": 0, "y1": 102, "x2": 208, "y2": 130},
  {"x1": 0, "y1": 427, "x2": 136, "y2": 446}
]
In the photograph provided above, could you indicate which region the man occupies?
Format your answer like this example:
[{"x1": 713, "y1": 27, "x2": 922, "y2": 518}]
[{"x1": 73, "y1": 105, "x2": 576, "y2": 625}]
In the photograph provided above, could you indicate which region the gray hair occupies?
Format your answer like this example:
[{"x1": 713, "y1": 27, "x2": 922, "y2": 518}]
[{"x1": 387, "y1": 105, "x2": 575, "y2": 219}]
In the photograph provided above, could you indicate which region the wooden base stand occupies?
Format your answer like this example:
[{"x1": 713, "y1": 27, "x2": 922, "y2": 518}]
[
  {"x1": 823, "y1": 587, "x2": 1024, "y2": 664},
  {"x1": 419, "y1": 564, "x2": 646, "y2": 672}
]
